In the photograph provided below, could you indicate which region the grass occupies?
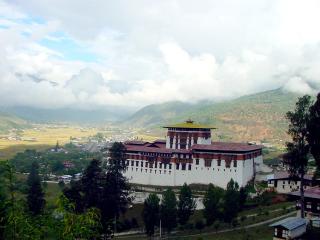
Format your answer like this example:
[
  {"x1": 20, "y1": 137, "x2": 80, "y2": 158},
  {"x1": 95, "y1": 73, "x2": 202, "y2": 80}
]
[
  {"x1": 117, "y1": 224, "x2": 274, "y2": 240},
  {"x1": 119, "y1": 201, "x2": 295, "y2": 235},
  {"x1": 177, "y1": 224, "x2": 274, "y2": 240}
]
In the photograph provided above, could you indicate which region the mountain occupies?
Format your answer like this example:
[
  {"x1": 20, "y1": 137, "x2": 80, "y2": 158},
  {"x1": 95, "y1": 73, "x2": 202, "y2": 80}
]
[
  {"x1": 126, "y1": 88, "x2": 305, "y2": 144},
  {"x1": 4, "y1": 106, "x2": 134, "y2": 124},
  {"x1": 0, "y1": 112, "x2": 30, "y2": 133}
]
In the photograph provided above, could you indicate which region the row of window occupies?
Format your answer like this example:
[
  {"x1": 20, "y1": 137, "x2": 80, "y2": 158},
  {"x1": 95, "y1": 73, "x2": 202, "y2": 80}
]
[
  {"x1": 126, "y1": 159, "x2": 240, "y2": 171},
  {"x1": 197, "y1": 158, "x2": 237, "y2": 168},
  {"x1": 127, "y1": 167, "x2": 172, "y2": 175},
  {"x1": 127, "y1": 160, "x2": 173, "y2": 169}
]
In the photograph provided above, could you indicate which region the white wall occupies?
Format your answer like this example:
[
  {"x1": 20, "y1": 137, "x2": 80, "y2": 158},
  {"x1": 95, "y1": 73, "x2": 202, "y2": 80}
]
[{"x1": 123, "y1": 155, "x2": 260, "y2": 189}]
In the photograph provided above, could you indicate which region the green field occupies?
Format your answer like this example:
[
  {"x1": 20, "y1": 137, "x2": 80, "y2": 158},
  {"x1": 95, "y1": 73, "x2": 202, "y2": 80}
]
[{"x1": 0, "y1": 126, "x2": 98, "y2": 160}]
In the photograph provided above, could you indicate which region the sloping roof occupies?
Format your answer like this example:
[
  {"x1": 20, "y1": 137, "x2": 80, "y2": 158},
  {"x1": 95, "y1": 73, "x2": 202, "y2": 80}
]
[
  {"x1": 268, "y1": 171, "x2": 313, "y2": 181},
  {"x1": 270, "y1": 217, "x2": 307, "y2": 230},
  {"x1": 289, "y1": 186, "x2": 320, "y2": 200},
  {"x1": 163, "y1": 120, "x2": 215, "y2": 129},
  {"x1": 192, "y1": 142, "x2": 262, "y2": 152},
  {"x1": 124, "y1": 140, "x2": 148, "y2": 145}
]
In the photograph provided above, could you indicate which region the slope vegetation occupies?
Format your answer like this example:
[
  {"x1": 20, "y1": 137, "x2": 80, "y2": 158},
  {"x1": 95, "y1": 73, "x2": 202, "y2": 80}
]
[{"x1": 126, "y1": 89, "x2": 303, "y2": 145}]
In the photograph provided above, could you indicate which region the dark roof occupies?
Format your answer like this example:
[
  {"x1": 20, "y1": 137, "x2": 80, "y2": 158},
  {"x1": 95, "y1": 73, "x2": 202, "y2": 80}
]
[
  {"x1": 268, "y1": 171, "x2": 313, "y2": 181},
  {"x1": 270, "y1": 217, "x2": 307, "y2": 230},
  {"x1": 289, "y1": 186, "x2": 320, "y2": 200},
  {"x1": 192, "y1": 142, "x2": 262, "y2": 152},
  {"x1": 125, "y1": 140, "x2": 262, "y2": 154},
  {"x1": 124, "y1": 140, "x2": 148, "y2": 145},
  {"x1": 125, "y1": 144, "x2": 173, "y2": 154}
]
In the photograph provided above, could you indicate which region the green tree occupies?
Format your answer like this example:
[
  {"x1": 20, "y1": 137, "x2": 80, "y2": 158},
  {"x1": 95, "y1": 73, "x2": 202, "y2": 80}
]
[
  {"x1": 203, "y1": 184, "x2": 224, "y2": 225},
  {"x1": 161, "y1": 188, "x2": 177, "y2": 233},
  {"x1": 239, "y1": 187, "x2": 247, "y2": 210},
  {"x1": 26, "y1": 161, "x2": 45, "y2": 215},
  {"x1": 284, "y1": 95, "x2": 312, "y2": 218},
  {"x1": 307, "y1": 92, "x2": 320, "y2": 166},
  {"x1": 142, "y1": 193, "x2": 160, "y2": 236},
  {"x1": 177, "y1": 183, "x2": 196, "y2": 225},
  {"x1": 102, "y1": 142, "x2": 131, "y2": 233},
  {"x1": 223, "y1": 179, "x2": 240, "y2": 223},
  {"x1": 81, "y1": 159, "x2": 103, "y2": 209},
  {"x1": 57, "y1": 195, "x2": 101, "y2": 240}
]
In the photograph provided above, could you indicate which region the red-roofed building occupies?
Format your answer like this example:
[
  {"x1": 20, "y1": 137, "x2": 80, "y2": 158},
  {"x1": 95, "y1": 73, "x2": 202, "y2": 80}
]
[{"x1": 123, "y1": 120, "x2": 263, "y2": 188}]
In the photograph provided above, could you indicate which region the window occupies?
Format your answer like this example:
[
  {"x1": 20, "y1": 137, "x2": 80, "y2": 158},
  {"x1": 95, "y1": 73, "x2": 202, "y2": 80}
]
[
  {"x1": 136, "y1": 161, "x2": 139, "y2": 167},
  {"x1": 182, "y1": 164, "x2": 186, "y2": 170},
  {"x1": 217, "y1": 159, "x2": 221, "y2": 166},
  {"x1": 282, "y1": 230, "x2": 288, "y2": 238},
  {"x1": 145, "y1": 162, "x2": 148, "y2": 168},
  {"x1": 307, "y1": 202, "x2": 312, "y2": 209},
  {"x1": 274, "y1": 228, "x2": 277, "y2": 236},
  {"x1": 204, "y1": 159, "x2": 212, "y2": 167},
  {"x1": 225, "y1": 159, "x2": 231, "y2": 168},
  {"x1": 188, "y1": 164, "x2": 191, "y2": 170},
  {"x1": 176, "y1": 164, "x2": 179, "y2": 170},
  {"x1": 131, "y1": 161, "x2": 134, "y2": 166},
  {"x1": 126, "y1": 160, "x2": 129, "y2": 166},
  {"x1": 169, "y1": 164, "x2": 172, "y2": 169},
  {"x1": 233, "y1": 160, "x2": 237, "y2": 167},
  {"x1": 196, "y1": 159, "x2": 199, "y2": 165},
  {"x1": 155, "y1": 162, "x2": 158, "y2": 168},
  {"x1": 159, "y1": 163, "x2": 162, "y2": 169}
]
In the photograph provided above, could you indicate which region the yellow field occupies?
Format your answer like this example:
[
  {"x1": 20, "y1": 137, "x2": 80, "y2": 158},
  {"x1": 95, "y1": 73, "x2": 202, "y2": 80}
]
[{"x1": 0, "y1": 126, "x2": 98, "y2": 160}]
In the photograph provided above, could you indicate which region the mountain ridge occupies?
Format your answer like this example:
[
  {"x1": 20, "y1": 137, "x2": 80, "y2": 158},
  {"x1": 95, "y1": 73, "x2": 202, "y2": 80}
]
[{"x1": 125, "y1": 88, "x2": 306, "y2": 145}]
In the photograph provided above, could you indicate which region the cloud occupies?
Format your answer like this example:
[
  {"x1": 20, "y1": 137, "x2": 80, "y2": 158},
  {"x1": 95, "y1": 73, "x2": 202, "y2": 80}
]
[{"x1": 1, "y1": 0, "x2": 320, "y2": 110}]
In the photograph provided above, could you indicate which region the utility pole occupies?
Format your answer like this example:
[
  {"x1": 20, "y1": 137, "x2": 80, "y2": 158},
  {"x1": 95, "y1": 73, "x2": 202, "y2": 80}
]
[{"x1": 159, "y1": 218, "x2": 162, "y2": 239}]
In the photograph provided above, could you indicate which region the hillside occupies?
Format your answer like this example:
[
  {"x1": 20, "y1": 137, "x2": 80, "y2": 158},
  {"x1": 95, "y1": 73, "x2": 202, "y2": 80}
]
[
  {"x1": 126, "y1": 88, "x2": 304, "y2": 145},
  {"x1": 0, "y1": 112, "x2": 30, "y2": 133}
]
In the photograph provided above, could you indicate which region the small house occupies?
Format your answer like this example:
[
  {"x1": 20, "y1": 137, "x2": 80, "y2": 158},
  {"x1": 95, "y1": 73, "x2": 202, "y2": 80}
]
[
  {"x1": 288, "y1": 186, "x2": 320, "y2": 221},
  {"x1": 270, "y1": 217, "x2": 307, "y2": 240},
  {"x1": 267, "y1": 171, "x2": 318, "y2": 194}
]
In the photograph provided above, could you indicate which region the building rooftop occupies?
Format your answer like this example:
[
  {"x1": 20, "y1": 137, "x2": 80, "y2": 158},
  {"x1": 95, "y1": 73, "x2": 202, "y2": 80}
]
[
  {"x1": 125, "y1": 140, "x2": 262, "y2": 153},
  {"x1": 192, "y1": 142, "x2": 262, "y2": 152},
  {"x1": 289, "y1": 186, "x2": 320, "y2": 200},
  {"x1": 270, "y1": 217, "x2": 307, "y2": 230},
  {"x1": 163, "y1": 120, "x2": 216, "y2": 129},
  {"x1": 267, "y1": 171, "x2": 313, "y2": 181}
]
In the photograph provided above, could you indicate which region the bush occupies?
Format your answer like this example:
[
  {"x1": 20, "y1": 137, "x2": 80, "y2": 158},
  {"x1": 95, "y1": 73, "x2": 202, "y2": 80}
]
[
  {"x1": 232, "y1": 219, "x2": 239, "y2": 228},
  {"x1": 240, "y1": 215, "x2": 247, "y2": 222},
  {"x1": 131, "y1": 217, "x2": 139, "y2": 228},
  {"x1": 195, "y1": 220, "x2": 205, "y2": 231},
  {"x1": 213, "y1": 221, "x2": 220, "y2": 232},
  {"x1": 185, "y1": 222, "x2": 194, "y2": 230}
]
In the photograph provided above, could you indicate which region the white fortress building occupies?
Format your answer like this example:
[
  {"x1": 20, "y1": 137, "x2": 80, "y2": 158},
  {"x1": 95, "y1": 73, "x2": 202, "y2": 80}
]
[{"x1": 124, "y1": 120, "x2": 263, "y2": 189}]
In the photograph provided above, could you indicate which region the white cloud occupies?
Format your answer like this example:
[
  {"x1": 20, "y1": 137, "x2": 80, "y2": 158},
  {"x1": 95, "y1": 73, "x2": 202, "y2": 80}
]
[{"x1": 1, "y1": 0, "x2": 320, "y2": 110}]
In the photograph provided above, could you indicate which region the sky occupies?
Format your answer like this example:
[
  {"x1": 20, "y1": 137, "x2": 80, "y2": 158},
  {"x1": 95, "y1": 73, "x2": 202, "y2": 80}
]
[{"x1": 1, "y1": 0, "x2": 320, "y2": 110}]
